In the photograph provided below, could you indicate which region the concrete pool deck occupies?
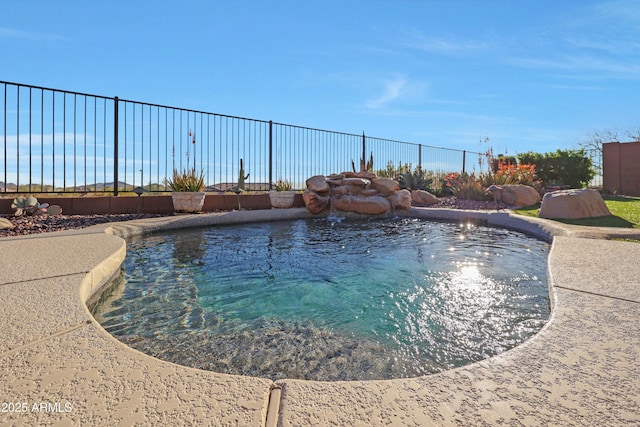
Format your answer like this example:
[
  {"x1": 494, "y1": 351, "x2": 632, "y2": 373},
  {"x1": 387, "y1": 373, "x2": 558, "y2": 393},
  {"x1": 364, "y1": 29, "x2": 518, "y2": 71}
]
[{"x1": 0, "y1": 207, "x2": 638, "y2": 426}]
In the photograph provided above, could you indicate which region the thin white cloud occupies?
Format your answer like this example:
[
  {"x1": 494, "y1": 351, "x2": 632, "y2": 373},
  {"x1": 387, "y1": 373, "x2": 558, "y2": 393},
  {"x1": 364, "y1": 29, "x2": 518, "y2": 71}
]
[
  {"x1": 398, "y1": 27, "x2": 493, "y2": 56},
  {"x1": 365, "y1": 75, "x2": 428, "y2": 109},
  {"x1": 566, "y1": 35, "x2": 640, "y2": 56},
  {"x1": 504, "y1": 0, "x2": 640, "y2": 80},
  {"x1": 591, "y1": 0, "x2": 640, "y2": 27},
  {"x1": 507, "y1": 53, "x2": 640, "y2": 78},
  {"x1": 366, "y1": 76, "x2": 408, "y2": 109},
  {"x1": 544, "y1": 83, "x2": 603, "y2": 91},
  {"x1": 0, "y1": 26, "x2": 68, "y2": 42}
]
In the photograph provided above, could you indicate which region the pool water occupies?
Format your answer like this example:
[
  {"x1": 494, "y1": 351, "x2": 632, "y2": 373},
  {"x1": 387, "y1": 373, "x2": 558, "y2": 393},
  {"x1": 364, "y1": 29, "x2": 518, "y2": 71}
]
[{"x1": 91, "y1": 217, "x2": 550, "y2": 381}]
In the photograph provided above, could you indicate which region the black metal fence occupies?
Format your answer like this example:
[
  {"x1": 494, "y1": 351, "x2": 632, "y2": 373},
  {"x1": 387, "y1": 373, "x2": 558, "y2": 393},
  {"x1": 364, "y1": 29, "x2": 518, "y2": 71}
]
[
  {"x1": 584, "y1": 147, "x2": 603, "y2": 188},
  {"x1": 1, "y1": 80, "x2": 486, "y2": 194}
]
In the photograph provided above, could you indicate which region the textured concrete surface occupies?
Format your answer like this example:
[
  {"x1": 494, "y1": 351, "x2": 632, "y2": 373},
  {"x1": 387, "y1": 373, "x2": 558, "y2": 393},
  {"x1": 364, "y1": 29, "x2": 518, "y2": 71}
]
[{"x1": 1, "y1": 208, "x2": 639, "y2": 426}]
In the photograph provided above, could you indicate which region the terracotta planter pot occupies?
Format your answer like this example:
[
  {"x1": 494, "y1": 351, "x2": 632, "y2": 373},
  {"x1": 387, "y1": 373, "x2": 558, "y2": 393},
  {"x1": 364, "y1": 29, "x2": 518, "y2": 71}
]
[
  {"x1": 171, "y1": 192, "x2": 206, "y2": 213},
  {"x1": 269, "y1": 191, "x2": 296, "y2": 208}
]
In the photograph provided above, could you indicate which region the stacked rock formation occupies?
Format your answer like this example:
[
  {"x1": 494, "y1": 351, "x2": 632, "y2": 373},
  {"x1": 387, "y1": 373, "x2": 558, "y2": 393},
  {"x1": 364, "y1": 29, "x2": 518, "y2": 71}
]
[{"x1": 303, "y1": 172, "x2": 411, "y2": 215}]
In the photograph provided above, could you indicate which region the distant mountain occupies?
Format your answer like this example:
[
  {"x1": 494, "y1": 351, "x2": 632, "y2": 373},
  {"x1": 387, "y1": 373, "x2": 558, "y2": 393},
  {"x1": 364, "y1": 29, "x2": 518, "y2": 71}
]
[
  {"x1": 0, "y1": 181, "x2": 135, "y2": 193},
  {"x1": 0, "y1": 182, "x2": 17, "y2": 192},
  {"x1": 209, "y1": 182, "x2": 271, "y2": 192},
  {"x1": 0, "y1": 181, "x2": 272, "y2": 193}
]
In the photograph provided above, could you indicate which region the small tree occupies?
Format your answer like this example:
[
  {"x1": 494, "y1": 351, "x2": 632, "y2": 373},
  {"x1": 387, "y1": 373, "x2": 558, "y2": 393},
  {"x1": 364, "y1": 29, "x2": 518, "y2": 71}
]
[
  {"x1": 517, "y1": 149, "x2": 595, "y2": 188},
  {"x1": 579, "y1": 127, "x2": 640, "y2": 183}
]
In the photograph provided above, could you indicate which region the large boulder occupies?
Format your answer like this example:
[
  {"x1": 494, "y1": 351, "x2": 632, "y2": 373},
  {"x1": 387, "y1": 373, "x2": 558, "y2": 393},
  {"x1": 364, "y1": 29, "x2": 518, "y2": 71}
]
[
  {"x1": 371, "y1": 178, "x2": 399, "y2": 195},
  {"x1": 303, "y1": 190, "x2": 330, "y2": 214},
  {"x1": 388, "y1": 189, "x2": 412, "y2": 210},
  {"x1": 487, "y1": 184, "x2": 540, "y2": 207},
  {"x1": 333, "y1": 195, "x2": 391, "y2": 215},
  {"x1": 343, "y1": 171, "x2": 376, "y2": 180},
  {"x1": 539, "y1": 189, "x2": 611, "y2": 219},
  {"x1": 411, "y1": 190, "x2": 439, "y2": 206},
  {"x1": 306, "y1": 175, "x2": 330, "y2": 193},
  {"x1": 332, "y1": 184, "x2": 363, "y2": 196},
  {"x1": 342, "y1": 177, "x2": 371, "y2": 187}
]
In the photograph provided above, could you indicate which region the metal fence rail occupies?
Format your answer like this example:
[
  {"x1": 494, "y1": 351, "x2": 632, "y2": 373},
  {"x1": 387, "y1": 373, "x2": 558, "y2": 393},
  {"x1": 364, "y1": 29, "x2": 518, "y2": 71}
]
[
  {"x1": 1, "y1": 80, "x2": 486, "y2": 194},
  {"x1": 584, "y1": 147, "x2": 603, "y2": 188}
]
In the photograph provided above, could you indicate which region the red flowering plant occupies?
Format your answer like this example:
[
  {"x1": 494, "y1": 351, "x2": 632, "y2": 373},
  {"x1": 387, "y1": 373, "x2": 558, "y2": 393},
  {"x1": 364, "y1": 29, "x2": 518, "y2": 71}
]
[
  {"x1": 487, "y1": 160, "x2": 540, "y2": 188},
  {"x1": 442, "y1": 172, "x2": 489, "y2": 201},
  {"x1": 441, "y1": 172, "x2": 460, "y2": 196}
]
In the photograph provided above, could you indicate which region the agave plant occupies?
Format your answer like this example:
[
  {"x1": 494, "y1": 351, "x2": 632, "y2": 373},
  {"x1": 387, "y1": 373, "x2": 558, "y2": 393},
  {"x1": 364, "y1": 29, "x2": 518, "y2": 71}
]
[
  {"x1": 398, "y1": 167, "x2": 433, "y2": 191},
  {"x1": 273, "y1": 178, "x2": 292, "y2": 191},
  {"x1": 166, "y1": 168, "x2": 205, "y2": 192},
  {"x1": 11, "y1": 196, "x2": 63, "y2": 216}
]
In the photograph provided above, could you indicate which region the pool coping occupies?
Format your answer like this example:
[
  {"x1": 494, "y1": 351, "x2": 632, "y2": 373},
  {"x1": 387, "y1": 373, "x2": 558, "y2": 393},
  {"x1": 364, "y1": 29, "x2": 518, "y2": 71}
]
[{"x1": 1, "y1": 207, "x2": 638, "y2": 426}]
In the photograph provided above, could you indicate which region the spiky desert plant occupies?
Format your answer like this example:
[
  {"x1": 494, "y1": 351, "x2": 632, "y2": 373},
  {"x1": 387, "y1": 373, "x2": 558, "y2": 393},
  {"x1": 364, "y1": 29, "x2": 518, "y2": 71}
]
[
  {"x1": 238, "y1": 158, "x2": 250, "y2": 190},
  {"x1": 167, "y1": 168, "x2": 205, "y2": 192},
  {"x1": 398, "y1": 167, "x2": 433, "y2": 191},
  {"x1": 273, "y1": 178, "x2": 292, "y2": 191}
]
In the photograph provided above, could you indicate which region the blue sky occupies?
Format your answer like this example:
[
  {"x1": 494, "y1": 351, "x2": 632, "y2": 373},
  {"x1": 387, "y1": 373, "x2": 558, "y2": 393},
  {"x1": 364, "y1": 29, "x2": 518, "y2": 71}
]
[{"x1": 2, "y1": 0, "x2": 639, "y2": 158}]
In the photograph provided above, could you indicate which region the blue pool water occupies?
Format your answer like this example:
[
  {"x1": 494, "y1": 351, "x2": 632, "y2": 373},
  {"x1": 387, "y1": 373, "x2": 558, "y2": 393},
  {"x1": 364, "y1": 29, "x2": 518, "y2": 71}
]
[{"x1": 91, "y1": 217, "x2": 550, "y2": 381}]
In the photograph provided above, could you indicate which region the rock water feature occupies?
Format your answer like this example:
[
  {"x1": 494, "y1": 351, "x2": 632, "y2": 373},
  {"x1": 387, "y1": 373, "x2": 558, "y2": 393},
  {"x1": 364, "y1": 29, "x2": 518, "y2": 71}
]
[{"x1": 303, "y1": 172, "x2": 412, "y2": 215}]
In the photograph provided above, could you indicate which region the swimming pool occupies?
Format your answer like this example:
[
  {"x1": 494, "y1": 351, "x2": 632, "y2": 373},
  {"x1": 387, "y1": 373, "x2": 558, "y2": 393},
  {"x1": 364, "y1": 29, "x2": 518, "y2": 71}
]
[{"x1": 91, "y1": 217, "x2": 550, "y2": 381}]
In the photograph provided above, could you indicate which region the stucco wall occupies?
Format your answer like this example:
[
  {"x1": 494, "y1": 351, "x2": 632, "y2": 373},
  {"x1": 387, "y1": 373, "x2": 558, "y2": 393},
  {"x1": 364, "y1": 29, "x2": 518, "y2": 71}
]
[
  {"x1": 0, "y1": 193, "x2": 305, "y2": 215},
  {"x1": 603, "y1": 141, "x2": 640, "y2": 196}
]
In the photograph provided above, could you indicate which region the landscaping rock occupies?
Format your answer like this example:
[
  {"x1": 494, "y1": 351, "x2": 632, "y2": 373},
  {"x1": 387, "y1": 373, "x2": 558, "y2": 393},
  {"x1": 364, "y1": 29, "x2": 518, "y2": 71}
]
[
  {"x1": 412, "y1": 190, "x2": 439, "y2": 206},
  {"x1": 388, "y1": 189, "x2": 412, "y2": 210},
  {"x1": 306, "y1": 175, "x2": 330, "y2": 193},
  {"x1": 487, "y1": 184, "x2": 540, "y2": 207},
  {"x1": 332, "y1": 185, "x2": 363, "y2": 196},
  {"x1": 371, "y1": 178, "x2": 400, "y2": 195},
  {"x1": 302, "y1": 190, "x2": 330, "y2": 214},
  {"x1": 333, "y1": 195, "x2": 391, "y2": 215},
  {"x1": 343, "y1": 171, "x2": 376, "y2": 180},
  {"x1": 360, "y1": 189, "x2": 379, "y2": 196},
  {"x1": 0, "y1": 217, "x2": 14, "y2": 230},
  {"x1": 538, "y1": 188, "x2": 612, "y2": 219},
  {"x1": 342, "y1": 178, "x2": 371, "y2": 187},
  {"x1": 303, "y1": 172, "x2": 405, "y2": 216}
]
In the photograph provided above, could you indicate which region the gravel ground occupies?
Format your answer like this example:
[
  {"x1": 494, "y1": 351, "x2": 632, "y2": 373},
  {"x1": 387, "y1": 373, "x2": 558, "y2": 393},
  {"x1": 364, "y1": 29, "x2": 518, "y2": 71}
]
[
  {"x1": 0, "y1": 213, "x2": 169, "y2": 238},
  {"x1": 0, "y1": 197, "x2": 506, "y2": 238}
]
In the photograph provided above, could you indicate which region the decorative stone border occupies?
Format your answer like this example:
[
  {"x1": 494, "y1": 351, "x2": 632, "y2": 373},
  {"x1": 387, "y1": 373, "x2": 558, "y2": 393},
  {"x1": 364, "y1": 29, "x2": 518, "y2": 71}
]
[{"x1": 1, "y1": 208, "x2": 638, "y2": 426}]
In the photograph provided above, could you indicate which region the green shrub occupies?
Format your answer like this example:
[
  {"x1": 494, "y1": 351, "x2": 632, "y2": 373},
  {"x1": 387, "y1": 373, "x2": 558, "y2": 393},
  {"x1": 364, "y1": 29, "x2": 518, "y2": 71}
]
[{"x1": 517, "y1": 149, "x2": 595, "y2": 188}]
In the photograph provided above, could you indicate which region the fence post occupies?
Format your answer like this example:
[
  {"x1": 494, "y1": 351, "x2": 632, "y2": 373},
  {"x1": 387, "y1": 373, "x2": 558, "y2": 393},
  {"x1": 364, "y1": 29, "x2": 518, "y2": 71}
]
[
  {"x1": 418, "y1": 145, "x2": 422, "y2": 170},
  {"x1": 462, "y1": 150, "x2": 466, "y2": 174},
  {"x1": 268, "y1": 120, "x2": 273, "y2": 190},
  {"x1": 113, "y1": 96, "x2": 119, "y2": 196},
  {"x1": 362, "y1": 132, "x2": 366, "y2": 171}
]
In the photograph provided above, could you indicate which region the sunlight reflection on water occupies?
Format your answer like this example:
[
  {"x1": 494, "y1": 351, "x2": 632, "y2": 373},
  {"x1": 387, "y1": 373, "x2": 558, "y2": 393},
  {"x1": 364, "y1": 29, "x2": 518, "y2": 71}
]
[{"x1": 91, "y1": 217, "x2": 550, "y2": 381}]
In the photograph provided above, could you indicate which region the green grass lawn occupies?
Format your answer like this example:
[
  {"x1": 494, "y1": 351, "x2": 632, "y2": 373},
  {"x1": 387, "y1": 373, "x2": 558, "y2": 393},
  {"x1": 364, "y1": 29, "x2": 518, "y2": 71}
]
[{"x1": 513, "y1": 195, "x2": 640, "y2": 228}]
